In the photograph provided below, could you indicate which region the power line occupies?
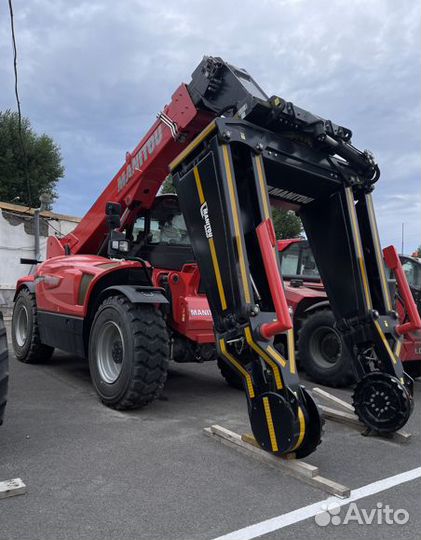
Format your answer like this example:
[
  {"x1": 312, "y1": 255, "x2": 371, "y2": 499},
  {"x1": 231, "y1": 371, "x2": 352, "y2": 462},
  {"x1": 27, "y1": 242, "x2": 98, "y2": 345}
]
[
  {"x1": 8, "y1": 0, "x2": 33, "y2": 206},
  {"x1": 40, "y1": 216, "x2": 64, "y2": 237},
  {"x1": 2, "y1": 209, "x2": 65, "y2": 237}
]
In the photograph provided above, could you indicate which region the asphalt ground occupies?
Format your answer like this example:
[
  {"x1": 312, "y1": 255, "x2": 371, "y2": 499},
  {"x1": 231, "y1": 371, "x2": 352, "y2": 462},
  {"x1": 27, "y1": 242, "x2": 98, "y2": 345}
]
[{"x1": 1, "y1": 323, "x2": 420, "y2": 540}]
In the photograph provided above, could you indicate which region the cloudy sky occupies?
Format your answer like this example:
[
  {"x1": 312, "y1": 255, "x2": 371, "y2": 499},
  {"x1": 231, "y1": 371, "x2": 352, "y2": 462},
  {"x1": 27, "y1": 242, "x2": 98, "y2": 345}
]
[{"x1": 0, "y1": 0, "x2": 420, "y2": 251}]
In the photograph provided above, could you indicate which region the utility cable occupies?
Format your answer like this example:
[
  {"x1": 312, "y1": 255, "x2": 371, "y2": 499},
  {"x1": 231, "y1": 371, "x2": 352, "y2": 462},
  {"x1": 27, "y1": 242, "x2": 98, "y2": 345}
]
[{"x1": 8, "y1": 0, "x2": 33, "y2": 206}]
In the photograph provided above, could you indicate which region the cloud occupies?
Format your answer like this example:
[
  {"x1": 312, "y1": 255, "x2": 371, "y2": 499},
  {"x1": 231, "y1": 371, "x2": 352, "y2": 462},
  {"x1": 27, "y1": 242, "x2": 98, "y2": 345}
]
[{"x1": 0, "y1": 0, "x2": 419, "y2": 250}]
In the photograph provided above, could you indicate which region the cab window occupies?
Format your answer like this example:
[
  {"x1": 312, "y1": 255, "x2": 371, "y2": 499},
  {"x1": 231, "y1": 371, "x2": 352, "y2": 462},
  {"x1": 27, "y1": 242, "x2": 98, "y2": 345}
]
[
  {"x1": 281, "y1": 243, "x2": 300, "y2": 274},
  {"x1": 149, "y1": 212, "x2": 190, "y2": 245},
  {"x1": 130, "y1": 197, "x2": 191, "y2": 247},
  {"x1": 402, "y1": 260, "x2": 421, "y2": 290}
]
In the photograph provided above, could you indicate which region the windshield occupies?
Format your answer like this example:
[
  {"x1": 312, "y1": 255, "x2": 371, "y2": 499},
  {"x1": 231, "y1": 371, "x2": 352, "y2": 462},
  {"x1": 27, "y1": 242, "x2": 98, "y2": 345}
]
[
  {"x1": 402, "y1": 259, "x2": 421, "y2": 290},
  {"x1": 149, "y1": 212, "x2": 190, "y2": 245},
  {"x1": 131, "y1": 197, "x2": 191, "y2": 247},
  {"x1": 280, "y1": 242, "x2": 320, "y2": 279}
]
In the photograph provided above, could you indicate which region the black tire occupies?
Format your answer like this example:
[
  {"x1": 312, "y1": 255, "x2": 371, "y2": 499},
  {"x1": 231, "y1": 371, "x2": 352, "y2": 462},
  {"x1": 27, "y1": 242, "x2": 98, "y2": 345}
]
[
  {"x1": 0, "y1": 313, "x2": 8, "y2": 426},
  {"x1": 217, "y1": 357, "x2": 243, "y2": 390},
  {"x1": 88, "y1": 295, "x2": 169, "y2": 410},
  {"x1": 12, "y1": 288, "x2": 54, "y2": 363},
  {"x1": 404, "y1": 361, "x2": 421, "y2": 379},
  {"x1": 298, "y1": 309, "x2": 355, "y2": 388}
]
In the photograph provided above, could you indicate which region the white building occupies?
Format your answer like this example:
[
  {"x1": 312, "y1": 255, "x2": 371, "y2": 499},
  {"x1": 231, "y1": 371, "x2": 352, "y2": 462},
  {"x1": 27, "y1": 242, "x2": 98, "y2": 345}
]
[{"x1": 0, "y1": 201, "x2": 80, "y2": 317}]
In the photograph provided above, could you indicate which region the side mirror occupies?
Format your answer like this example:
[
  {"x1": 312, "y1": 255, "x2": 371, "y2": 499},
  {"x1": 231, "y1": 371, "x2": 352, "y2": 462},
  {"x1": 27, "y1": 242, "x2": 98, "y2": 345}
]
[{"x1": 105, "y1": 201, "x2": 122, "y2": 230}]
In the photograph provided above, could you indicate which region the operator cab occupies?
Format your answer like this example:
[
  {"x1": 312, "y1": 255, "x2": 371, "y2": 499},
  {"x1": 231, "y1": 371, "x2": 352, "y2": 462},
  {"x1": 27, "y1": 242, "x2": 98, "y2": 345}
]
[
  {"x1": 279, "y1": 240, "x2": 321, "y2": 283},
  {"x1": 126, "y1": 194, "x2": 195, "y2": 270}
]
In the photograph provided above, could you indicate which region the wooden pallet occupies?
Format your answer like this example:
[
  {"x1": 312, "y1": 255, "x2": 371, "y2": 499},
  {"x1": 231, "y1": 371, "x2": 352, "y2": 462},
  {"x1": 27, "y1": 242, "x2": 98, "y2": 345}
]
[
  {"x1": 312, "y1": 387, "x2": 412, "y2": 444},
  {"x1": 204, "y1": 425, "x2": 350, "y2": 498}
]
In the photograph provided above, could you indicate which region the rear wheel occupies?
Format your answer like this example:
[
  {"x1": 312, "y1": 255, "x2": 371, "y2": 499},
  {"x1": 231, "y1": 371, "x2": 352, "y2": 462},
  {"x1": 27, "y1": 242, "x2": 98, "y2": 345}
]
[
  {"x1": 217, "y1": 357, "x2": 243, "y2": 390},
  {"x1": 298, "y1": 310, "x2": 355, "y2": 388},
  {"x1": 89, "y1": 295, "x2": 169, "y2": 409},
  {"x1": 0, "y1": 313, "x2": 8, "y2": 425},
  {"x1": 12, "y1": 288, "x2": 54, "y2": 363}
]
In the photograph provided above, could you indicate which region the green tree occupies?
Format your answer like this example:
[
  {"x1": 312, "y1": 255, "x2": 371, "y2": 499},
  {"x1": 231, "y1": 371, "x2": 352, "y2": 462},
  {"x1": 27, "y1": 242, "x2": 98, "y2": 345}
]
[
  {"x1": 0, "y1": 110, "x2": 64, "y2": 208},
  {"x1": 161, "y1": 175, "x2": 176, "y2": 194},
  {"x1": 414, "y1": 245, "x2": 421, "y2": 258},
  {"x1": 271, "y1": 207, "x2": 303, "y2": 239}
]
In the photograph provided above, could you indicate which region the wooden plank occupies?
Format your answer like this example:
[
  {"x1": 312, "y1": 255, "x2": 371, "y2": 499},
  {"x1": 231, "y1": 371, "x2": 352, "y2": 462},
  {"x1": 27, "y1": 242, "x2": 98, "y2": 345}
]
[
  {"x1": 204, "y1": 425, "x2": 350, "y2": 498},
  {"x1": 319, "y1": 405, "x2": 412, "y2": 444},
  {"x1": 319, "y1": 405, "x2": 361, "y2": 427},
  {"x1": 0, "y1": 478, "x2": 26, "y2": 500},
  {"x1": 207, "y1": 426, "x2": 318, "y2": 478},
  {"x1": 312, "y1": 387, "x2": 355, "y2": 412}
]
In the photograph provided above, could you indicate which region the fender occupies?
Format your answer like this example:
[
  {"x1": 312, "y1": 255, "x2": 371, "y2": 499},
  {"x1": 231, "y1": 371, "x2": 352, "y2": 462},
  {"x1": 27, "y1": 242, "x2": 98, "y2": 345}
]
[
  {"x1": 36, "y1": 285, "x2": 169, "y2": 359},
  {"x1": 99, "y1": 285, "x2": 169, "y2": 305},
  {"x1": 303, "y1": 300, "x2": 330, "y2": 314},
  {"x1": 14, "y1": 276, "x2": 35, "y2": 300}
]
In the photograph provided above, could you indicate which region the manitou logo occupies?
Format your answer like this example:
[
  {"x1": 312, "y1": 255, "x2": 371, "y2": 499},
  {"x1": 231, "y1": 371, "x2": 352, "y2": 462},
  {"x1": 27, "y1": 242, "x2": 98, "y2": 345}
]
[
  {"x1": 200, "y1": 202, "x2": 213, "y2": 239},
  {"x1": 117, "y1": 126, "x2": 163, "y2": 192},
  {"x1": 267, "y1": 185, "x2": 314, "y2": 205},
  {"x1": 190, "y1": 309, "x2": 212, "y2": 317}
]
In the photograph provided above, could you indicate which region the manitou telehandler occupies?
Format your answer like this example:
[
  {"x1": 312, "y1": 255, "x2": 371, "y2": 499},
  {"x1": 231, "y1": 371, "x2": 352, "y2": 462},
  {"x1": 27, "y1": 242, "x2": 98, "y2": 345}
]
[{"x1": 11, "y1": 57, "x2": 419, "y2": 458}]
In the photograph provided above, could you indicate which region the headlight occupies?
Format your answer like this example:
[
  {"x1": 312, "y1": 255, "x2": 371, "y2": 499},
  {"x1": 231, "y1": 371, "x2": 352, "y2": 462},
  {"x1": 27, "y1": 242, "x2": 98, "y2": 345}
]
[
  {"x1": 111, "y1": 240, "x2": 130, "y2": 252},
  {"x1": 118, "y1": 240, "x2": 130, "y2": 252}
]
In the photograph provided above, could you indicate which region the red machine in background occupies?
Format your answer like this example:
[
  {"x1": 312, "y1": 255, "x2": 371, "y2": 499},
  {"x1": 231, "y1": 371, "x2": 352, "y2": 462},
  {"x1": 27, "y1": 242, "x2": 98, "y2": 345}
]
[{"x1": 277, "y1": 239, "x2": 421, "y2": 386}]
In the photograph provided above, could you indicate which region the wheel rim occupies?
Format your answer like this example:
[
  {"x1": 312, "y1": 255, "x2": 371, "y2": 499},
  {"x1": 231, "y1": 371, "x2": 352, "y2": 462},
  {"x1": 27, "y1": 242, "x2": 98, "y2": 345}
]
[
  {"x1": 96, "y1": 321, "x2": 125, "y2": 384},
  {"x1": 15, "y1": 305, "x2": 29, "y2": 347},
  {"x1": 309, "y1": 325, "x2": 342, "y2": 369}
]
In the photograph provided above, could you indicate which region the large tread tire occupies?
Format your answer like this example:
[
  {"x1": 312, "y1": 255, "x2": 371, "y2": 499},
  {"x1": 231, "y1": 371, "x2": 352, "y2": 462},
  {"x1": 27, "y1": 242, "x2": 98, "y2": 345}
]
[
  {"x1": 217, "y1": 357, "x2": 243, "y2": 391},
  {"x1": 0, "y1": 313, "x2": 8, "y2": 426},
  {"x1": 12, "y1": 288, "x2": 54, "y2": 364},
  {"x1": 298, "y1": 309, "x2": 355, "y2": 388},
  {"x1": 89, "y1": 295, "x2": 169, "y2": 410}
]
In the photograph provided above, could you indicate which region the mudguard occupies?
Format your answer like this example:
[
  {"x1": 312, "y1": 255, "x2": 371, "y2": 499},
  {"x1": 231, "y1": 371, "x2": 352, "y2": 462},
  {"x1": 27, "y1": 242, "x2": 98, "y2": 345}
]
[{"x1": 100, "y1": 285, "x2": 169, "y2": 305}]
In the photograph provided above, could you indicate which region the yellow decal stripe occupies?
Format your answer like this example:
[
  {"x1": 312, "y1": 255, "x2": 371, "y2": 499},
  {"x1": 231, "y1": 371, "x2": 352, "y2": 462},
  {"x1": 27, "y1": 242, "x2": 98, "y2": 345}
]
[
  {"x1": 267, "y1": 345, "x2": 287, "y2": 367},
  {"x1": 374, "y1": 320, "x2": 397, "y2": 365},
  {"x1": 366, "y1": 194, "x2": 392, "y2": 311},
  {"x1": 263, "y1": 396, "x2": 279, "y2": 452},
  {"x1": 345, "y1": 188, "x2": 373, "y2": 310},
  {"x1": 245, "y1": 327, "x2": 283, "y2": 389},
  {"x1": 194, "y1": 166, "x2": 206, "y2": 203},
  {"x1": 222, "y1": 145, "x2": 251, "y2": 304},
  {"x1": 194, "y1": 167, "x2": 227, "y2": 310},
  {"x1": 169, "y1": 121, "x2": 216, "y2": 171},
  {"x1": 255, "y1": 154, "x2": 270, "y2": 220},
  {"x1": 394, "y1": 339, "x2": 402, "y2": 358},
  {"x1": 208, "y1": 239, "x2": 227, "y2": 310},
  {"x1": 287, "y1": 329, "x2": 296, "y2": 374},
  {"x1": 291, "y1": 407, "x2": 306, "y2": 451},
  {"x1": 219, "y1": 339, "x2": 255, "y2": 398}
]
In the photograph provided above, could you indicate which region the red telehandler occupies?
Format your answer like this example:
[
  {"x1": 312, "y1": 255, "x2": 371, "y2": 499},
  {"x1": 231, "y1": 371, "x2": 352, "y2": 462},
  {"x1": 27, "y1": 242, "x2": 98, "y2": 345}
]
[
  {"x1": 11, "y1": 57, "x2": 418, "y2": 458},
  {"x1": 276, "y1": 239, "x2": 421, "y2": 387}
]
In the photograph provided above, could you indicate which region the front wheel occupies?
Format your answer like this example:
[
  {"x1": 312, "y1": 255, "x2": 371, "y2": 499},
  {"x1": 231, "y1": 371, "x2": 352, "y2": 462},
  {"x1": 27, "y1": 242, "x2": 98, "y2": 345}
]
[
  {"x1": 89, "y1": 296, "x2": 169, "y2": 409},
  {"x1": 298, "y1": 310, "x2": 355, "y2": 388},
  {"x1": 12, "y1": 288, "x2": 54, "y2": 363}
]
